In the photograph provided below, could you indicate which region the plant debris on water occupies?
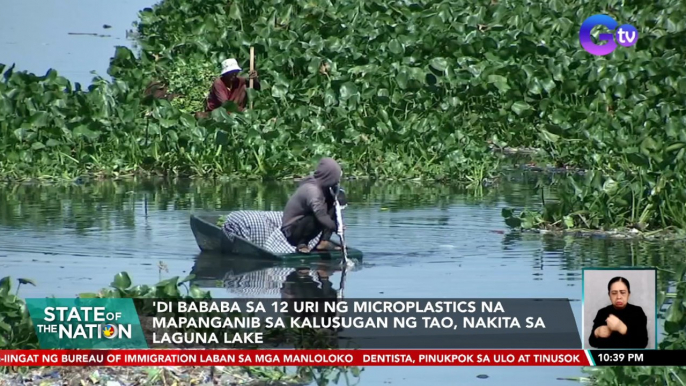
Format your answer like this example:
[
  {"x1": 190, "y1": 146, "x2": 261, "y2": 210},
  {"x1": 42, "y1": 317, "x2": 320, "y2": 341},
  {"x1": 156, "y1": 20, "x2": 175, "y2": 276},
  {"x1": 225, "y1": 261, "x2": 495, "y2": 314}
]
[
  {"x1": 1, "y1": 260, "x2": 686, "y2": 385},
  {"x1": 0, "y1": 365, "x2": 260, "y2": 386},
  {"x1": 0, "y1": 270, "x2": 364, "y2": 386}
]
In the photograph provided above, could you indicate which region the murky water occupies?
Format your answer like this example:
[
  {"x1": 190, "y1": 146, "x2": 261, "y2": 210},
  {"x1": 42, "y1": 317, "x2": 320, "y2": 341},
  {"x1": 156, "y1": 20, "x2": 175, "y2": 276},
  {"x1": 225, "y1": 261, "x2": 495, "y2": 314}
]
[{"x1": 1, "y1": 176, "x2": 682, "y2": 385}]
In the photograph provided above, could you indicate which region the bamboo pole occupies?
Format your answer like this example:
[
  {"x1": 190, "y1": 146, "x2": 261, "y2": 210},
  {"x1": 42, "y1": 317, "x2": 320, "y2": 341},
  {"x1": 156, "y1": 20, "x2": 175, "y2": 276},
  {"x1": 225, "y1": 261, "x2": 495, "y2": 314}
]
[{"x1": 249, "y1": 46, "x2": 255, "y2": 109}]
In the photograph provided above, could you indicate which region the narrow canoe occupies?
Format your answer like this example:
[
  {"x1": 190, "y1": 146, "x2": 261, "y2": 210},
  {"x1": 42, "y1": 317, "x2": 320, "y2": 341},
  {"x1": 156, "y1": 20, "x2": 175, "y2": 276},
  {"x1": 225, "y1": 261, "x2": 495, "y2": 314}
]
[{"x1": 189, "y1": 214, "x2": 364, "y2": 261}]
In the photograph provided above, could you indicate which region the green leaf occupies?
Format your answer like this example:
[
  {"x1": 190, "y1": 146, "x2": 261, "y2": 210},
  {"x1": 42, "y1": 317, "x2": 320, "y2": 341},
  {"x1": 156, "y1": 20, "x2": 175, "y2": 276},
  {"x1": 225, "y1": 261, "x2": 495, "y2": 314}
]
[
  {"x1": 228, "y1": 2, "x2": 242, "y2": 21},
  {"x1": 563, "y1": 215, "x2": 574, "y2": 228},
  {"x1": 511, "y1": 101, "x2": 531, "y2": 116},
  {"x1": 664, "y1": 301, "x2": 684, "y2": 330},
  {"x1": 521, "y1": 217, "x2": 536, "y2": 229},
  {"x1": 0, "y1": 319, "x2": 11, "y2": 332},
  {"x1": 156, "y1": 277, "x2": 179, "y2": 288},
  {"x1": 487, "y1": 75, "x2": 510, "y2": 94},
  {"x1": 78, "y1": 292, "x2": 99, "y2": 298},
  {"x1": 190, "y1": 284, "x2": 208, "y2": 299},
  {"x1": 602, "y1": 178, "x2": 618, "y2": 195},
  {"x1": 538, "y1": 129, "x2": 559, "y2": 143},
  {"x1": 215, "y1": 130, "x2": 229, "y2": 146},
  {"x1": 675, "y1": 262, "x2": 686, "y2": 282},
  {"x1": 111, "y1": 272, "x2": 132, "y2": 289},
  {"x1": 271, "y1": 84, "x2": 287, "y2": 98},
  {"x1": 429, "y1": 57, "x2": 448, "y2": 72},
  {"x1": 657, "y1": 291, "x2": 666, "y2": 308},
  {"x1": 627, "y1": 153, "x2": 650, "y2": 167},
  {"x1": 339, "y1": 82, "x2": 358, "y2": 100},
  {"x1": 388, "y1": 39, "x2": 403, "y2": 55},
  {"x1": 0, "y1": 277, "x2": 10, "y2": 294},
  {"x1": 179, "y1": 113, "x2": 195, "y2": 128},
  {"x1": 29, "y1": 111, "x2": 49, "y2": 128},
  {"x1": 540, "y1": 78, "x2": 555, "y2": 93}
]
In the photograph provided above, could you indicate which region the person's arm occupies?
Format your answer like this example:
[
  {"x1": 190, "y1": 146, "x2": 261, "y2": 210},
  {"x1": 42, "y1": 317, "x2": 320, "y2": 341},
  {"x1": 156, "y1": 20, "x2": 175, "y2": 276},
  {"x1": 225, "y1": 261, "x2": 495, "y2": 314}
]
[
  {"x1": 619, "y1": 307, "x2": 649, "y2": 348},
  {"x1": 588, "y1": 310, "x2": 608, "y2": 348},
  {"x1": 306, "y1": 189, "x2": 337, "y2": 231}
]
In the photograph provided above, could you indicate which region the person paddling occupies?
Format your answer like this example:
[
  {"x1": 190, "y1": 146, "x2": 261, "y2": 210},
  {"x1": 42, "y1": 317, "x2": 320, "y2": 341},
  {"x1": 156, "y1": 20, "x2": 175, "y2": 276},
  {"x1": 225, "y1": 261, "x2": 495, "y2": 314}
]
[
  {"x1": 281, "y1": 158, "x2": 346, "y2": 254},
  {"x1": 205, "y1": 58, "x2": 260, "y2": 113}
]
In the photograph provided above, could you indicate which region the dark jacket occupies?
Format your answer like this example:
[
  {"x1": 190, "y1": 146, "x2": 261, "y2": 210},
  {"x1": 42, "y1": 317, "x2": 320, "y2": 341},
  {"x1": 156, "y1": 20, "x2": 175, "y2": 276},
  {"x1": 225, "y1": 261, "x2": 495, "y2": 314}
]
[
  {"x1": 588, "y1": 303, "x2": 649, "y2": 349},
  {"x1": 281, "y1": 158, "x2": 342, "y2": 232}
]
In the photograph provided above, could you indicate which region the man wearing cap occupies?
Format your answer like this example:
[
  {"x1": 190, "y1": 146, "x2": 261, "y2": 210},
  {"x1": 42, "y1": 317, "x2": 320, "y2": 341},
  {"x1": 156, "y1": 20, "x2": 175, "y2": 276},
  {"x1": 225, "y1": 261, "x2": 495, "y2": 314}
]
[{"x1": 205, "y1": 58, "x2": 260, "y2": 113}]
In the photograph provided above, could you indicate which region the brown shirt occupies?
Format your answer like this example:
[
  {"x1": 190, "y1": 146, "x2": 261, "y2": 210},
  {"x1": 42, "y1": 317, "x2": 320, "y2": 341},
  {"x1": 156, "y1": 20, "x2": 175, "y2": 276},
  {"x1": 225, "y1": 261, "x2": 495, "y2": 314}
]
[{"x1": 206, "y1": 76, "x2": 260, "y2": 112}]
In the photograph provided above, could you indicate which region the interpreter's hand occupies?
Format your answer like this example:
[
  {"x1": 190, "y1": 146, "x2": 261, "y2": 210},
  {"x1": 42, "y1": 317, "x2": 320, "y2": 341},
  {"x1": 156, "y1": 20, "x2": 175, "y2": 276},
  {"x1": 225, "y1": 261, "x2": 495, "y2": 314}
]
[
  {"x1": 595, "y1": 326, "x2": 611, "y2": 338},
  {"x1": 606, "y1": 314, "x2": 623, "y2": 332},
  {"x1": 249, "y1": 70, "x2": 258, "y2": 79}
]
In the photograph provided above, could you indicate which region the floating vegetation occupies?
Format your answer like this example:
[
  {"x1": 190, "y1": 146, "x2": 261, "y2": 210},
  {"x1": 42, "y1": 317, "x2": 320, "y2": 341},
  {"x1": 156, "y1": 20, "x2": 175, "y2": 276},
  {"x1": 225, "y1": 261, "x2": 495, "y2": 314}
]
[{"x1": 1, "y1": 0, "x2": 686, "y2": 232}]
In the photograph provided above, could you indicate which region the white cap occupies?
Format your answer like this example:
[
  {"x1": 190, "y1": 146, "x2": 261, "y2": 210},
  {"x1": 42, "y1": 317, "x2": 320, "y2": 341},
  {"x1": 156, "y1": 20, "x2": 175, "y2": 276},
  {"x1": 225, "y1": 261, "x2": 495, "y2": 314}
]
[{"x1": 220, "y1": 58, "x2": 241, "y2": 75}]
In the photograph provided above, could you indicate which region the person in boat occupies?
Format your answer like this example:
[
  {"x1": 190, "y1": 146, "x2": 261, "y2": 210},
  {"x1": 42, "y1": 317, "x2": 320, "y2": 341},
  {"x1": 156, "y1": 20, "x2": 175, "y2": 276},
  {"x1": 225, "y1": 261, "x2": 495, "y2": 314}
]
[
  {"x1": 588, "y1": 276, "x2": 649, "y2": 349},
  {"x1": 205, "y1": 58, "x2": 260, "y2": 114},
  {"x1": 221, "y1": 190, "x2": 347, "y2": 255},
  {"x1": 281, "y1": 157, "x2": 346, "y2": 254}
]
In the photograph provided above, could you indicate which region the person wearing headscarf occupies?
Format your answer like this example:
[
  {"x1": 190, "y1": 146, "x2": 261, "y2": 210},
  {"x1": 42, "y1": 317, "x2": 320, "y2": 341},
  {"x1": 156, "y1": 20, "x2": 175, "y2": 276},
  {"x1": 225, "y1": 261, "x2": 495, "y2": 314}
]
[{"x1": 281, "y1": 158, "x2": 345, "y2": 254}]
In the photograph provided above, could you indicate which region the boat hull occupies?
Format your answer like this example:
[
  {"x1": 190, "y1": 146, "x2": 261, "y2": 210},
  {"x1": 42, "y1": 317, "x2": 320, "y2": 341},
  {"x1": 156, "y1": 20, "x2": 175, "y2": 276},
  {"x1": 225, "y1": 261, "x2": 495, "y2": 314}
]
[{"x1": 190, "y1": 214, "x2": 363, "y2": 261}]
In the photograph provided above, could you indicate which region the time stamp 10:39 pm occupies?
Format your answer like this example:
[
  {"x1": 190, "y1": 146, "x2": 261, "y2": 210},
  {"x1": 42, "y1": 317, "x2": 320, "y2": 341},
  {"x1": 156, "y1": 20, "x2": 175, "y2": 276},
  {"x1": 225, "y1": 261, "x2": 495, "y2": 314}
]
[{"x1": 579, "y1": 14, "x2": 639, "y2": 56}]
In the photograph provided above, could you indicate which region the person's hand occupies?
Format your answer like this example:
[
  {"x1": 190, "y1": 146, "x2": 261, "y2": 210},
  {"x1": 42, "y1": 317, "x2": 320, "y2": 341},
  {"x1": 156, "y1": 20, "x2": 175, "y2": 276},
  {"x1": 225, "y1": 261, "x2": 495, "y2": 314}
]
[
  {"x1": 595, "y1": 326, "x2": 611, "y2": 338},
  {"x1": 248, "y1": 70, "x2": 258, "y2": 79},
  {"x1": 606, "y1": 314, "x2": 623, "y2": 332}
]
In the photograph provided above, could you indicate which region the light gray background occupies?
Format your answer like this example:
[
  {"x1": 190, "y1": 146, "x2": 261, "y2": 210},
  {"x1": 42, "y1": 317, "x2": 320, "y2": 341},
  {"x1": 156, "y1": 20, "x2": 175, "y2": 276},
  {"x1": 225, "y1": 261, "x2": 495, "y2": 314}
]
[{"x1": 583, "y1": 269, "x2": 656, "y2": 349}]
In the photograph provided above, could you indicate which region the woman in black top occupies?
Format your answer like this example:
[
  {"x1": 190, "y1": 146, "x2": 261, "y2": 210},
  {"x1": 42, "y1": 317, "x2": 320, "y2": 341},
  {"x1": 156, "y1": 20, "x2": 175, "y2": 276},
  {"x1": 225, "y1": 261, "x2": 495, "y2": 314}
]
[{"x1": 589, "y1": 277, "x2": 649, "y2": 349}]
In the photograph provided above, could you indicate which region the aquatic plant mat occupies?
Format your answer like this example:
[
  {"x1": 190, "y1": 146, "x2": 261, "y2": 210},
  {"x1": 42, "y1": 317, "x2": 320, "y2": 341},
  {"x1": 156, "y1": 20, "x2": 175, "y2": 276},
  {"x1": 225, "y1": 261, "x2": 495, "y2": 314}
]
[
  {"x1": 0, "y1": 365, "x2": 302, "y2": 386},
  {"x1": 2, "y1": 0, "x2": 686, "y2": 236}
]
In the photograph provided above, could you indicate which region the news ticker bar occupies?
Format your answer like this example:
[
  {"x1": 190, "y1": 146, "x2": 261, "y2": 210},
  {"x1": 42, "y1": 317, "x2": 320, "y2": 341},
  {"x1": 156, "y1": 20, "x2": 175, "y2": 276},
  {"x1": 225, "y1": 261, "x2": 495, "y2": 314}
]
[{"x1": 0, "y1": 349, "x2": 683, "y2": 367}]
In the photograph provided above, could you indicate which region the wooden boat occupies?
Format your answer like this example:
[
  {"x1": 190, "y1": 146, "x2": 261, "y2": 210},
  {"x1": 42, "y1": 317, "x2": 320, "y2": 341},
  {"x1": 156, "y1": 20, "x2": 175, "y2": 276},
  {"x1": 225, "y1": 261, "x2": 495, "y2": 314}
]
[{"x1": 190, "y1": 214, "x2": 364, "y2": 261}]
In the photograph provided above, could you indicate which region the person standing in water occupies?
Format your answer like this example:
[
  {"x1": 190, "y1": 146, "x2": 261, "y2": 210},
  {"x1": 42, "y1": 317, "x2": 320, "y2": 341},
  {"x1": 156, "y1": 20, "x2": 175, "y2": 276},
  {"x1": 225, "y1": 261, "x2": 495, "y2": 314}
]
[
  {"x1": 588, "y1": 276, "x2": 649, "y2": 349},
  {"x1": 281, "y1": 158, "x2": 344, "y2": 254}
]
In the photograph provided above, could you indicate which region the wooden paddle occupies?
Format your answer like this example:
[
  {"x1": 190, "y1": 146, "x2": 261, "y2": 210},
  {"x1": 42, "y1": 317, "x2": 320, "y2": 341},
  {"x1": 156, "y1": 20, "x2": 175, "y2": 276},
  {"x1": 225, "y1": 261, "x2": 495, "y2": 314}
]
[
  {"x1": 249, "y1": 46, "x2": 255, "y2": 110},
  {"x1": 332, "y1": 187, "x2": 349, "y2": 298}
]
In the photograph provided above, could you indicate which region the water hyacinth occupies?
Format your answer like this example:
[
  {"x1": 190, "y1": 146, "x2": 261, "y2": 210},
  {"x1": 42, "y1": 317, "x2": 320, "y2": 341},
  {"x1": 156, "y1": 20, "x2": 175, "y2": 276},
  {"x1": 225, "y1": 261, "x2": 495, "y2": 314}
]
[{"x1": 1, "y1": 0, "x2": 686, "y2": 233}]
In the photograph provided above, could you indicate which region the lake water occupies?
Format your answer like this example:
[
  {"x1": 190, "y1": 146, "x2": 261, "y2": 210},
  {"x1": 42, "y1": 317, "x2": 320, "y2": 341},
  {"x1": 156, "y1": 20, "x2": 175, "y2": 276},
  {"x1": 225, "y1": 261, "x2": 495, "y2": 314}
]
[
  {"x1": 1, "y1": 177, "x2": 681, "y2": 385},
  {"x1": 0, "y1": 1, "x2": 681, "y2": 385},
  {"x1": 0, "y1": 0, "x2": 151, "y2": 85}
]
